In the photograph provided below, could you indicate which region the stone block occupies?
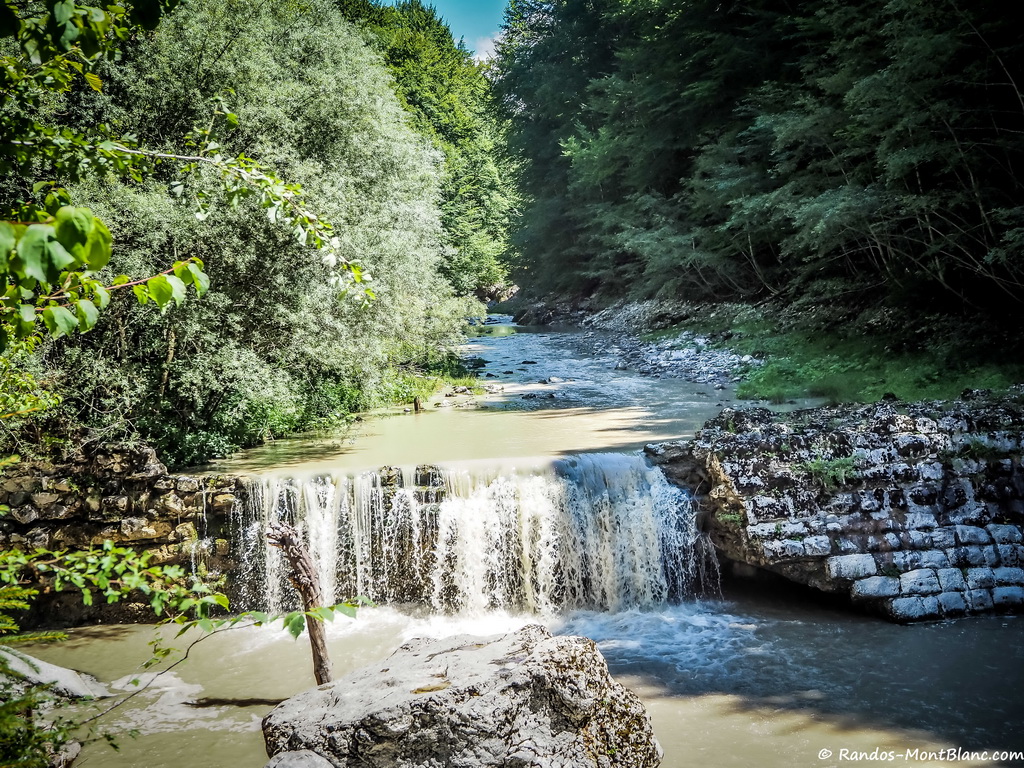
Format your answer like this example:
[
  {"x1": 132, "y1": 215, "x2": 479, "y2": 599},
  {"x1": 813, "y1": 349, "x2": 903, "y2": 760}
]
[
  {"x1": 10, "y1": 506, "x2": 39, "y2": 525},
  {"x1": 892, "y1": 551, "x2": 922, "y2": 572},
  {"x1": 936, "y1": 568, "x2": 966, "y2": 592},
  {"x1": 937, "y1": 591, "x2": 968, "y2": 617},
  {"x1": 888, "y1": 596, "x2": 940, "y2": 622},
  {"x1": 851, "y1": 576, "x2": 900, "y2": 600},
  {"x1": 30, "y1": 492, "x2": 62, "y2": 508},
  {"x1": 176, "y1": 476, "x2": 201, "y2": 493},
  {"x1": 997, "y1": 544, "x2": 1024, "y2": 567},
  {"x1": 987, "y1": 524, "x2": 1023, "y2": 545},
  {"x1": 954, "y1": 525, "x2": 991, "y2": 546},
  {"x1": 918, "y1": 550, "x2": 950, "y2": 569},
  {"x1": 909, "y1": 514, "x2": 937, "y2": 532},
  {"x1": 802, "y1": 536, "x2": 832, "y2": 557},
  {"x1": 966, "y1": 589, "x2": 993, "y2": 611},
  {"x1": 993, "y1": 567, "x2": 1024, "y2": 586},
  {"x1": 780, "y1": 521, "x2": 808, "y2": 537},
  {"x1": 153, "y1": 476, "x2": 175, "y2": 492},
  {"x1": 947, "y1": 547, "x2": 987, "y2": 567},
  {"x1": 747, "y1": 523, "x2": 778, "y2": 539},
  {"x1": 826, "y1": 554, "x2": 877, "y2": 580},
  {"x1": 119, "y1": 517, "x2": 173, "y2": 542},
  {"x1": 900, "y1": 569, "x2": 941, "y2": 595},
  {"x1": 991, "y1": 586, "x2": 1024, "y2": 608},
  {"x1": 838, "y1": 538, "x2": 862, "y2": 554},
  {"x1": 762, "y1": 539, "x2": 805, "y2": 560},
  {"x1": 906, "y1": 530, "x2": 932, "y2": 549},
  {"x1": 210, "y1": 492, "x2": 236, "y2": 512},
  {"x1": 965, "y1": 567, "x2": 995, "y2": 590},
  {"x1": 930, "y1": 528, "x2": 957, "y2": 549},
  {"x1": 982, "y1": 546, "x2": 1001, "y2": 566}
]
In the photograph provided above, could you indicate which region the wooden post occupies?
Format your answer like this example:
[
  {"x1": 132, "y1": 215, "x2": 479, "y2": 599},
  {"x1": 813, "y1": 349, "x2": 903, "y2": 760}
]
[{"x1": 266, "y1": 521, "x2": 333, "y2": 685}]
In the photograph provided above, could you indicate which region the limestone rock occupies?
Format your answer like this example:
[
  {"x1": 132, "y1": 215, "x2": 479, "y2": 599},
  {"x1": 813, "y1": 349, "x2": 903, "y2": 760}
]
[
  {"x1": 263, "y1": 624, "x2": 662, "y2": 768},
  {"x1": 0, "y1": 649, "x2": 110, "y2": 699}
]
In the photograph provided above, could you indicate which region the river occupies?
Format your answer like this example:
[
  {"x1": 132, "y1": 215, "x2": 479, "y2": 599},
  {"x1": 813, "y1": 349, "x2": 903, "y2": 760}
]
[{"x1": 29, "y1": 319, "x2": 1024, "y2": 767}]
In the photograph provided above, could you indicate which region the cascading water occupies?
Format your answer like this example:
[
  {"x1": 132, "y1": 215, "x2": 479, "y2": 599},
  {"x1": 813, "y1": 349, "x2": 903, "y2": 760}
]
[{"x1": 231, "y1": 452, "x2": 718, "y2": 615}]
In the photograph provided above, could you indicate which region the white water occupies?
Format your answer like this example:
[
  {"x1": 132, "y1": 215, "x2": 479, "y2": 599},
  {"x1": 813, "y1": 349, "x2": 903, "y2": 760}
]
[{"x1": 232, "y1": 452, "x2": 719, "y2": 616}]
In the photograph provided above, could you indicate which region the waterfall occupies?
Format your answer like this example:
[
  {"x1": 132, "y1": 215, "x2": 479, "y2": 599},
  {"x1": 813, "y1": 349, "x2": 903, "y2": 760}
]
[{"x1": 231, "y1": 452, "x2": 718, "y2": 615}]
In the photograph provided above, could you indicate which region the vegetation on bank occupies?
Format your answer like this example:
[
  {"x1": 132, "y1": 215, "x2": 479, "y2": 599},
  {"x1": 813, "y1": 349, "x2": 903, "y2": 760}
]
[{"x1": 646, "y1": 302, "x2": 1024, "y2": 404}]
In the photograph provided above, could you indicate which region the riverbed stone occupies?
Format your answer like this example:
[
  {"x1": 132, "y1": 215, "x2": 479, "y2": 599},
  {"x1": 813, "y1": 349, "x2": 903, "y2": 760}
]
[
  {"x1": 266, "y1": 751, "x2": 335, "y2": 768},
  {"x1": 900, "y1": 569, "x2": 941, "y2": 595},
  {"x1": 262, "y1": 624, "x2": 662, "y2": 768},
  {"x1": 0, "y1": 649, "x2": 110, "y2": 699}
]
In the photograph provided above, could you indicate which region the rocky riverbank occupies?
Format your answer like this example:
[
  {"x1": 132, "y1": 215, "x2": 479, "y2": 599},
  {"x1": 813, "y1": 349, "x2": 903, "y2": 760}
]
[
  {"x1": 647, "y1": 393, "x2": 1024, "y2": 622},
  {"x1": 515, "y1": 299, "x2": 758, "y2": 387},
  {"x1": 0, "y1": 443, "x2": 241, "y2": 625}
]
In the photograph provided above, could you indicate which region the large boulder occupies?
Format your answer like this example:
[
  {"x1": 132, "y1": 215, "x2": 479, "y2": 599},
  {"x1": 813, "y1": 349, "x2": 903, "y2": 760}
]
[
  {"x1": 0, "y1": 648, "x2": 110, "y2": 699},
  {"x1": 262, "y1": 624, "x2": 662, "y2": 768}
]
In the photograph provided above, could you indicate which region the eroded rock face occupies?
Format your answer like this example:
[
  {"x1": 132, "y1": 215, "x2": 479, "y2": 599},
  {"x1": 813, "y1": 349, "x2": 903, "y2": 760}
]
[
  {"x1": 0, "y1": 442, "x2": 242, "y2": 626},
  {"x1": 263, "y1": 624, "x2": 662, "y2": 768},
  {"x1": 647, "y1": 397, "x2": 1024, "y2": 622}
]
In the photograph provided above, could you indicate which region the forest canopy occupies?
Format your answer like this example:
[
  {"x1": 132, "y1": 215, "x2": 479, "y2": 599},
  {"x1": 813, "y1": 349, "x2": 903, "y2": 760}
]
[{"x1": 494, "y1": 0, "x2": 1024, "y2": 319}]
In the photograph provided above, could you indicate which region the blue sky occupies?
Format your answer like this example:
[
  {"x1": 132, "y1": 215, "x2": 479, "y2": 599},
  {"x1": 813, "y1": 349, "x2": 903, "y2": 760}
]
[{"x1": 386, "y1": 1, "x2": 508, "y2": 60}]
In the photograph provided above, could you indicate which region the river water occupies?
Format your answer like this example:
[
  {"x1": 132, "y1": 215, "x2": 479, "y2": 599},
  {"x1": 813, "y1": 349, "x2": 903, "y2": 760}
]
[{"x1": 30, "y1": 319, "x2": 1024, "y2": 767}]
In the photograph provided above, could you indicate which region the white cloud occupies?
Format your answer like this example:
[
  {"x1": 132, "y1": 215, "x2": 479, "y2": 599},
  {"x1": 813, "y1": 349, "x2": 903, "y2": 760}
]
[{"x1": 472, "y1": 34, "x2": 497, "y2": 62}]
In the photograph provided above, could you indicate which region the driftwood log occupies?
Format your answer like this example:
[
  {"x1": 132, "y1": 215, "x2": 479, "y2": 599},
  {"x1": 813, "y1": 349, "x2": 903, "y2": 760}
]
[{"x1": 266, "y1": 521, "x2": 332, "y2": 685}]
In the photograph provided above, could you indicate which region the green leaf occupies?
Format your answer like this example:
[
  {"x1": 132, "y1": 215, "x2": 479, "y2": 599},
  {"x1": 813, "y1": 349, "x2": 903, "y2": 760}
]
[
  {"x1": 41, "y1": 306, "x2": 79, "y2": 337},
  {"x1": 84, "y1": 218, "x2": 112, "y2": 270},
  {"x1": 84, "y1": 72, "x2": 102, "y2": 92},
  {"x1": 0, "y1": 222, "x2": 15, "y2": 269},
  {"x1": 75, "y1": 299, "x2": 99, "y2": 331},
  {"x1": 54, "y1": 206, "x2": 93, "y2": 259},
  {"x1": 15, "y1": 224, "x2": 54, "y2": 282},
  {"x1": 283, "y1": 612, "x2": 305, "y2": 639},
  {"x1": 132, "y1": 284, "x2": 149, "y2": 304},
  {"x1": 187, "y1": 262, "x2": 210, "y2": 296},
  {"x1": 147, "y1": 274, "x2": 186, "y2": 307},
  {"x1": 93, "y1": 284, "x2": 110, "y2": 309}
]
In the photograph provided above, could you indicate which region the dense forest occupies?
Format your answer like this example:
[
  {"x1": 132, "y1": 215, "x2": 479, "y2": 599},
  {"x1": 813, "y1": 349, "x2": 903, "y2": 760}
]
[
  {"x1": 494, "y1": 0, "x2": 1023, "y2": 322},
  {"x1": 1, "y1": 0, "x2": 515, "y2": 466}
]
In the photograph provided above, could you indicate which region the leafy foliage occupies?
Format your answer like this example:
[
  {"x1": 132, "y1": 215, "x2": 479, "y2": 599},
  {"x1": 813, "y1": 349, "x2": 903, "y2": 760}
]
[
  {"x1": 1, "y1": 0, "x2": 493, "y2": 466},
  {"x1": 338, "y1": 0, "x2": 518, "y2": 298}
]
